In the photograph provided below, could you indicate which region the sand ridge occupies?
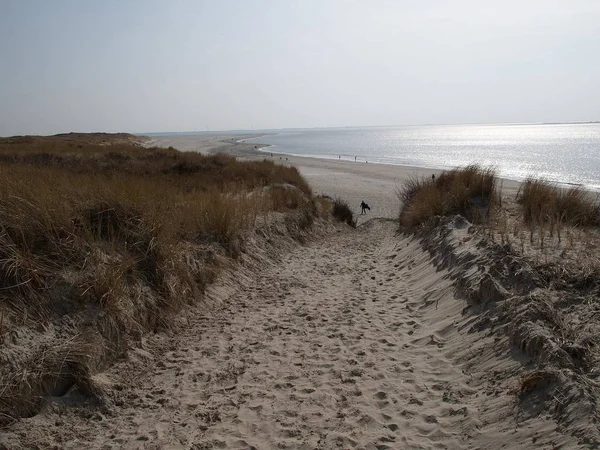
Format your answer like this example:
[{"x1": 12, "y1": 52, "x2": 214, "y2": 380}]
[{"x1": 2, "y1": 219, "x2": 575, "y2": 449}]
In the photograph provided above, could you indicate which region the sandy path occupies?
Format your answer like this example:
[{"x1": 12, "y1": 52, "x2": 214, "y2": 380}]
[
  {"x1": 5, "y1": 220, "x2": 571, "y2": 449},
  {"x1": 175, "y1": 220, "x2": 475, "y2": 450}
]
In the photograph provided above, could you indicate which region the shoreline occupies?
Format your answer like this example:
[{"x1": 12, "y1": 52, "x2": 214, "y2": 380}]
[
  {"x1": 147, "y1": 134, "x2": 522, "y2": 225},
  {"x1": 145, "y1": 133, "x2": 525, "y2": 188},
  {"x1": 246, "y1": 141, "x2": 599, "y2": 191},
  {"x1": 251, "y1": 142, "x2": 532, "y2": 185},
  {"x1": 147, "y1": 132, "x2": 595, "y2": 192}
]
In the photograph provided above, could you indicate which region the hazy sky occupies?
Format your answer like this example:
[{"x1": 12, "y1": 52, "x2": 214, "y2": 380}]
[{"x1": 1, "y1": 0, "x2": 599, "y2": 135}]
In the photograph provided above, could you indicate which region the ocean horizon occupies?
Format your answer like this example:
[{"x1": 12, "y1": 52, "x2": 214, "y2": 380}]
[{"x1": 244, "y1": 123, "x2": 600, "y2": 191}]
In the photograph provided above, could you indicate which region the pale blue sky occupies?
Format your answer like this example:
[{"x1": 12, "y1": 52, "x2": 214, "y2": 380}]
[{"x1": 1, "y1": 0, "x2": 599, "y2": 135}]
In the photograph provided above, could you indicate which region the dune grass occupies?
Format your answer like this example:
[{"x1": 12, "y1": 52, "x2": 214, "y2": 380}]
[
  {"x1": 0, "y1": 134, "x2": 317, "y2": 423},
  {"x1": 0, "y1": 158, "x2": 311, "y2": 314},
  {"x1": 332, "y1": 198, "x2": 356, "y2": 227},
  {"x1": 517, "y1": 177, "x2": 599, "y2": 228},
  {"x1": 399, "y1": 165, "x2": 497, "y2": 230}
]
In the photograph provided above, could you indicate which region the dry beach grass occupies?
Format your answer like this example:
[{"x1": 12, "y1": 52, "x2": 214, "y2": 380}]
[
  {"x1": 398, "y1": 164, "x2": 497, "y2": 230},
  {"x1": 0, "y1": 133, "x2": 322, "y2": 424}
]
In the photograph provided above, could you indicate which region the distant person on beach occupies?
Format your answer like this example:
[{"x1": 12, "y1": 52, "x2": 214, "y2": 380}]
[
  {"x1": 431, "y1": 174, "x2": 435, "y2": 182},
  {"x1": 354, "y1": 156, "x2": 357, "y2": 161},
  {"x1": 360, "y1": 201, "x2": 370, "y2": 214}
]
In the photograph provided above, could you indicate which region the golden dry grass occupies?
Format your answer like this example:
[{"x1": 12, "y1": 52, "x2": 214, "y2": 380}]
[
  {"x1": 399, "y1": 164, "x2": 497, "y2": 230},
  {"x1": 0, "y1": 134, "x2": 318, "y2": 423},
  {"x1": 0, "y1": 147, "x2": 313, "y2": 318},
  {"x1": 517, "y1": 177, "x2": 599, "y2": 227}
]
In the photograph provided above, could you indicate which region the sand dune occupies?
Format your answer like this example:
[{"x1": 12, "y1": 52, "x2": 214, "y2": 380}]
[{"x1": 2, "y1": 219, "x2": 579, "y2": 449}]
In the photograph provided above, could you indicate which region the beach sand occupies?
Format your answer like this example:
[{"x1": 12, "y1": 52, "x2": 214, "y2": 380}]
[{"x1": 3, "y1": 135, "x2": 587, "y2": 449}]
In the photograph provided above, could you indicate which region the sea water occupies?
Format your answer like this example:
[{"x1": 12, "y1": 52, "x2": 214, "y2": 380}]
[{"x1": 243, "y1": 123, "x2": 600, "y2": 190}]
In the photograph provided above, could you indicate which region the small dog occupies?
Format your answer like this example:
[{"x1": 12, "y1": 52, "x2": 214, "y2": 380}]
[{"x1": 360, "y1": 201, "x2": 371, "y2": 214}]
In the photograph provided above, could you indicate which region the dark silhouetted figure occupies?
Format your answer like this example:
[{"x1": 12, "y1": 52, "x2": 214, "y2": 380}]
[
  {"x1": 431, "y1": 174, "x2": 435, "y2": 182},
  {"x1": 360, "y1": 201, "x2": 370, "y2": 214}
]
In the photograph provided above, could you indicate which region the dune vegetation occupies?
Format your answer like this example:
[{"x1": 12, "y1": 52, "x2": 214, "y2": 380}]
[
  {"x1": 398, "y1": 164, "x2": 497, "y2": 230},
  {"x1": 398, "y1": 164, "x2": 599, "y2": 234},
  {"x1": 0, "y1": 133, "x2": 324, "y2": 423},
  {"x1": 516, "y1": 176, "x2": 600, "y2": 227},
  {"x1": 399, "y1": 164, "x2": 600, "y2": 445},
  {"x1": 332, "y1": 197, "x2": 356, "y2": 227},
  {"x1": 398, "y1": 163, "x2": 600, "y2": 266}
]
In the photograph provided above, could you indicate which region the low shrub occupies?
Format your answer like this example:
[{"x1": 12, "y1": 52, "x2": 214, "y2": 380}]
[{"x1": 332, "y1": 198, "x2": 356, "y2": 227}]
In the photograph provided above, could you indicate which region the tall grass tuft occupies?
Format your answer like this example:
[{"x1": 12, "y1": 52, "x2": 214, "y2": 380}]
[
  {"x1": 399, "y1": 165, "x2": 497, "y2": 230},
  {"x1": 332, "y1": 198, "x2": 356, "y2": 227},
  {"x1": 517, "y1": 177, "x2": 599, "y2": 227}
]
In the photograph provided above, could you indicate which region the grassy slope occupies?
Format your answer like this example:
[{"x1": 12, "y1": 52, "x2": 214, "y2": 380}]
[{"x1": 0, "y1": 134, "x2": 322, "y2": 423}]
